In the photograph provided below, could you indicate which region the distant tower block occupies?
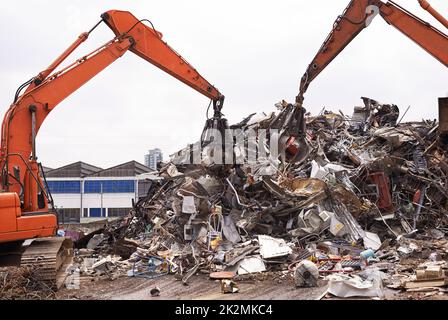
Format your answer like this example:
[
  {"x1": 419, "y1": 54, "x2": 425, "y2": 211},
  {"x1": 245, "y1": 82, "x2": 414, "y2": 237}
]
[{"x1": 144, "y1": 148, "x2": 163, "y2": 170}]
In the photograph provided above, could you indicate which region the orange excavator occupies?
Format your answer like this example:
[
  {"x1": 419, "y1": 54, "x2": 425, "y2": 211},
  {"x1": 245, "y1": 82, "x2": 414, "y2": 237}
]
[
  {"x1": 0, "y1": 10, "x2": 224, "y2": 285},
  {"x1": 297, "y1": 0, "x2": 447, "y2": 102},
  {"x1": 283, "y1": 0, "x2": 447, "y2": 163}
]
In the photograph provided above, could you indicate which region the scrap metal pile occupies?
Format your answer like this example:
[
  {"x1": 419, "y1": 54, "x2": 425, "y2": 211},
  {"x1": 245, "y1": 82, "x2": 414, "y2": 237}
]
[{"x1": 71, "y1": 97, "x2": 448, "y2": 298}]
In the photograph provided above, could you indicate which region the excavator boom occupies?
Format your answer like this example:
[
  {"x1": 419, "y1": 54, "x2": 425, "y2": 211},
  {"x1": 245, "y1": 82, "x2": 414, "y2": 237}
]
[
  {"x1": 1, "y1": 10, "x2": 223, "y2": 217},
  {"x1": 298, "y1": 0, "x2": 448, "y2": 101},
  {"x1": 103, "y1": 10, "x2": 222, "y2": 102},
  {"x1": 381, "y1": 1, "x2": 448, "y2": 66},
  {"x1": 0, "y1": 9, "x2": 224, "y2": 287}
]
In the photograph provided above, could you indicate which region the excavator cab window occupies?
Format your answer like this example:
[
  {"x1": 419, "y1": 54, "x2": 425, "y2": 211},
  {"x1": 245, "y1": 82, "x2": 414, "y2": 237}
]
[{"x1": 37, "y1": 191, "x2": 45, "y2": 209}]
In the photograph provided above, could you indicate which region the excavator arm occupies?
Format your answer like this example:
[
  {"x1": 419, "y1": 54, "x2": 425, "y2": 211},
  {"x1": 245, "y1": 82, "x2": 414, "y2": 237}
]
[
  {"x1": 297, "y1": 0, "x2": 448, "y2": 102},
  {"x1": 102, "y1": 10, "x2": 223, "y2": 105},
  {"x1": 0, "y1": 10, "x2": 224, "y2": 217},
  {"x1": 419, "y1": 0, "x2": 448, "y2": 29},
  {"x1": 22, "y1": 10, "x2": 224, "y2": 103}
]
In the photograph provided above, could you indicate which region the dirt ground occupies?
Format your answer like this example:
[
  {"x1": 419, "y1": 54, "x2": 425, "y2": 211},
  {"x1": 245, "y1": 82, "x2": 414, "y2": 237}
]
[
  {"x1": 54, "y1": 274, "x2": 423, "y2": 300},
  {"x1": 57, "y1": 275, "x2": 330, "y2": 300}
]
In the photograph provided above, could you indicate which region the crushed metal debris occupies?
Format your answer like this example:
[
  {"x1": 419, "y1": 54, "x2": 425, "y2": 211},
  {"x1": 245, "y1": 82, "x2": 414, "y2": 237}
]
[{"x1": 9, "y1": 97, "x2": 447, "y2": 299}]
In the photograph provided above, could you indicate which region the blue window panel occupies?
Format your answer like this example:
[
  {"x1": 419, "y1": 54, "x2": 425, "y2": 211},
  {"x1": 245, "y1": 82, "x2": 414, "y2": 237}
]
[
  {"x1": 47, "y1": 181, "x2": 81, "y2": 194},
  {"x1": 84, "y1": 181, "x2": 102, "y2": 193},
  {"x1": 90, "y1": 208, "x2": 106, "y2": 217},
  {"x1": 84, "y1": 180, "x2": 135, "y2": 193}
]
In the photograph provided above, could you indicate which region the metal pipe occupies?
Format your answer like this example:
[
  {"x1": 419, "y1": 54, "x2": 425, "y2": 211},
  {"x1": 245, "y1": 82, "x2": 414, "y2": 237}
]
[
  {"x1": 80, "y1": 179, "x2": 84, "y2": 219},
  {"x1": 22, "y1": 33, "x2": 89, "y2": 96},
  {"x1": 418, "y1": 0, "x2": 448, "y2": 29},
  {"x1": 22, "y1": 20, "x2": 102, "y2": 94},
  {"x1": 36, "y1": 20, "x2": 103, "y2": 84},
  {"x1": 29, "y1": 105, "x2": 37, "y2": 160},
  {"x1": 225, "y1": 178, "x2": 250, "y2": 208}
]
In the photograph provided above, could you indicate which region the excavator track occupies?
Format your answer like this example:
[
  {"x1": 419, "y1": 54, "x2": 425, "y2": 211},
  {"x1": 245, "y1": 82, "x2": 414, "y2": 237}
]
[{"x1": 20, "y1": 237, "x2": 74, "y2": 289}]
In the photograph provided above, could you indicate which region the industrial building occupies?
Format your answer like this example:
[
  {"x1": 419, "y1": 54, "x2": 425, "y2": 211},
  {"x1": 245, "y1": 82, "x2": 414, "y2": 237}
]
[{"x1": 45, "y1": 161, "x2": 154, "y2": 223}]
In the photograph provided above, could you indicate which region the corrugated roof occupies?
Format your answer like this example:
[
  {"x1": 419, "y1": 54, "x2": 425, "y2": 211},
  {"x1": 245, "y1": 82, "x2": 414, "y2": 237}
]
[
  {"x1": 87, "y1": 161, "x2": 153, "y2": 177},
  {"x1": 45, "y1": 161, "x2": 103, "y2": 178}
]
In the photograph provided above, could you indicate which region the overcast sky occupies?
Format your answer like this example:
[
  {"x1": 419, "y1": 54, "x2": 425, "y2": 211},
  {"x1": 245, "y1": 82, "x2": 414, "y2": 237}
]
[{"x1": 0, "y1": 0, "x2": 447, "y2": 169}]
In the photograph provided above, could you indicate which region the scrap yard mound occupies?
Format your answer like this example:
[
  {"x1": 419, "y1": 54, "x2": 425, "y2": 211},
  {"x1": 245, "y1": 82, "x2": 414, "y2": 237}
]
[{"x1": 3, "y1": 97, "x2": 448, "y2": 300}]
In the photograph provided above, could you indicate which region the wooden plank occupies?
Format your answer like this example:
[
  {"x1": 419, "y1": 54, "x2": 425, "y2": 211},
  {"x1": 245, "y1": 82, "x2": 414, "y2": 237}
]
[{"x1": 405, "y1": 278, "x2": 448, "y2": 289}]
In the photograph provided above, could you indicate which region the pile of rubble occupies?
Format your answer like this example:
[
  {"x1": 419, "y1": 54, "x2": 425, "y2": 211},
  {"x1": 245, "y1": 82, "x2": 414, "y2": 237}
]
[{"x1": 67, "y1": 97, "x2": 448, "y2": 298}]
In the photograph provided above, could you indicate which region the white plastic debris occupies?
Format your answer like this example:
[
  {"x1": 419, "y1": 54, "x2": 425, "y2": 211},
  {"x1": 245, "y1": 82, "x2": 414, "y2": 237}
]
[
  {"x1": 329, "y1": 215, "x2": 346, "y2": 237},
  {"x1": 327, "y1": 271, "x2": 384, "y2": 298},
  {"x1": 258, "y1": 235, "x2": 292, "y2": 259},
  {"x1": 310, "y1": 160, "x2": 349, "y2": 181},
  {"x1": 181, "y1": 196, "x2": 197, "y2": 214},
  {"x1": 294, "y1": 260, "x2": 319, "y2": 287},
  {"x1": 237, "y1": 255, "x2": 267, "y2": 275},
  {"x1": 319, "y1": 211, "x2": 333, "y2": 229},
  {"x1": 289, "y1": 209, "x2": 334, "y2": 237},
  {"x1": 363, "y1": 231, "x2": 382, "y2": 251},
  {"x1": 167, "y1": 164, "x2": 182, "y2": 177}
]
